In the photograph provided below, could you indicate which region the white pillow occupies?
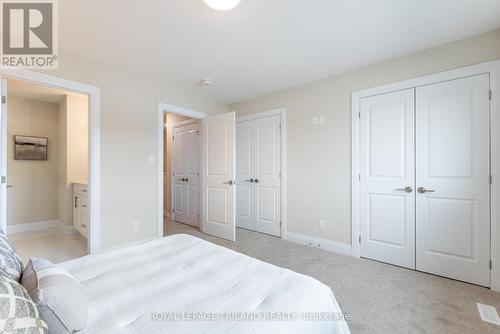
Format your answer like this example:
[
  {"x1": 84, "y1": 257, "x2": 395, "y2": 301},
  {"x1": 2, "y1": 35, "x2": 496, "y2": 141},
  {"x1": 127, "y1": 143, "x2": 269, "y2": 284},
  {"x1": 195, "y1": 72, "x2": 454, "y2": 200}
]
[{"x1": 21, "y1": 258, "x2": 88, "y2": 334}]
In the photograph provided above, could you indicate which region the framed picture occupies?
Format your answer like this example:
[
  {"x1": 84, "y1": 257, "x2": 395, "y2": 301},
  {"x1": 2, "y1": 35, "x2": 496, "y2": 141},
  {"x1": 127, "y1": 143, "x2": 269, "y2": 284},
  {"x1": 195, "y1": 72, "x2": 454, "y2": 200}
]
[{"x1": 14, "y1": 135, "x2": 48, "y2": 161}]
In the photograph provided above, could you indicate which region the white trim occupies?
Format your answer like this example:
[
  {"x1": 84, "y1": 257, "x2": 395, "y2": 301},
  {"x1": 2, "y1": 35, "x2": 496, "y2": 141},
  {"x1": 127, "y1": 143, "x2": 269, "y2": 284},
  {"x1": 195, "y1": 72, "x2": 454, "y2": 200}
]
[
  {"x1": 351, "y1": 59, "x2": 500, "y2": 291},
  {"x1": 157, "y1": 103, "x2": 207, "y2": 238},
  {"x1": 283, "y1": 231, "x2": 352, "y2": 256},
  {"x1": 96, "y1": 237, "x2": 157, "y2": 254},
  {"x1": 0, "y1": 68, "x2": 101, "y2": 254},
  {"x1": 7, "y1": 220, "x2": 60, "y2": 235},
  {"x1": 235, "y1": 108, "x2": 287, "y2": 238}
]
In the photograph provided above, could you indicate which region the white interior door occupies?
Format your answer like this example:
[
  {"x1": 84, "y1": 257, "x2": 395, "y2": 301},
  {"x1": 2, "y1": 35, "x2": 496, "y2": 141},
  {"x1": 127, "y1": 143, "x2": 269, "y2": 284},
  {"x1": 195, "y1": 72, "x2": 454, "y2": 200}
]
[
  {"x1": 416, "y1": 74, "x2": 491, "y2": 287},
  {"x1": 172, "y1": 123, "x2": 200, "y2": 227},
  {"x1": 236, "y1": 120, "x2": 254, "y2": 230},
  {"x1": 172, "y1": 126, "x2": 188, "y2": 224},
  {"x1": 360, "y1": 89, "x2": 416, "y2": 269},
  {"x1": 202, "y1": 112, "x2": 236, "y2": 241},
  {"x1": 253, "y1": 115, "x2": 281, "y2": 237},
  {"x1": 0, "y1": 78, "x2": 6, "y2": 234}
]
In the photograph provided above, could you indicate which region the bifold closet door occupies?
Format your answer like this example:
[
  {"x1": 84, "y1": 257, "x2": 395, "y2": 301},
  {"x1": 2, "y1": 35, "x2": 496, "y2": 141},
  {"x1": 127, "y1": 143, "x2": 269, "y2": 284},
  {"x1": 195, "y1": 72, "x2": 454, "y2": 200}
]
[
  {"x1": 359, "y1": 89, "x2": 416, "y2": 269},
  {"x1": 416, "y1": 74, "x2": 490, "y2": 287},
  {"x1": 173, "y1": 123, "x2": 200, "y2": 227}
]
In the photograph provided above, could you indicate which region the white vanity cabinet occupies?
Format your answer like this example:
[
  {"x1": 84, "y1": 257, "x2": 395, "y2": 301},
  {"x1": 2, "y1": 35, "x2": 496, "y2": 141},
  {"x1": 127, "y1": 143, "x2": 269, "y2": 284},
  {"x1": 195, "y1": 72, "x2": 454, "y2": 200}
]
[{"x1": 73, "y1": 183, "x2": 89, "y2": 238}]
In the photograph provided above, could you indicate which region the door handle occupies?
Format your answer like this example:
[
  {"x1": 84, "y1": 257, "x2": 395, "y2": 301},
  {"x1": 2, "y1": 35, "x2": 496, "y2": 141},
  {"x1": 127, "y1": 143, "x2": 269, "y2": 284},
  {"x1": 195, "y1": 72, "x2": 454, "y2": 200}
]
[
  {"x1": 178, "y1": 178, "x2": 186, "y2": 182},
  {"x1": 254, "y1": 179, "x2": 260, "y2": 183},
  {"x1": 245, "y1": 179, "x2": 254, "y2": 183},
  {"x1": 223, "y1": 180, "x2": 235, "y2": 185},
  {"x1": 417, "y1": 187, "x2": 435, "y2": 194},
  {"x1": 396, "y1": 186, "x2": 413, "y2": 193},
  {"x1": 185, "y1": 178, "x2": 189, "y2": 182}
]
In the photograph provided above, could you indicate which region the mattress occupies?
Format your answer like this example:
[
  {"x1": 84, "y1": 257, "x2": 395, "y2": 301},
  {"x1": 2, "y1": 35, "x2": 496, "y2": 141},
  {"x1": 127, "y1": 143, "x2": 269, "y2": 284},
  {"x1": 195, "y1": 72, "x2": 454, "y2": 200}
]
[{"x1": 59, "y1": 234, "x2": 350, "y2": 334}]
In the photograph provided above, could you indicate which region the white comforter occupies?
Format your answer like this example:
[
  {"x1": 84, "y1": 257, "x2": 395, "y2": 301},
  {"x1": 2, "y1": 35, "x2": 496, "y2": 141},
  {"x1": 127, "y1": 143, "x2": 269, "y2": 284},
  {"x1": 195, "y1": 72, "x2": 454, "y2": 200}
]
[{"x1": 59, "y1": 234, "x2": 350, "y2": 334}]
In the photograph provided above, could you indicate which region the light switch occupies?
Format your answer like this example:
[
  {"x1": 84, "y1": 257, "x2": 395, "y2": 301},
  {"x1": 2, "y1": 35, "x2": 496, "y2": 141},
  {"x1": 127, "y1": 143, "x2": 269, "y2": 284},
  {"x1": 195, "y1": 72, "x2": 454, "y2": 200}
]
[
  {"x1": 319, "y1": 219, "x2": 326, "y2": 229},
  {"x1": 319, "y1": 115, "x2": 325, "y2": 125},
  {"x1": 312, "y1": 116, "x2": 318, "y2": 125}
]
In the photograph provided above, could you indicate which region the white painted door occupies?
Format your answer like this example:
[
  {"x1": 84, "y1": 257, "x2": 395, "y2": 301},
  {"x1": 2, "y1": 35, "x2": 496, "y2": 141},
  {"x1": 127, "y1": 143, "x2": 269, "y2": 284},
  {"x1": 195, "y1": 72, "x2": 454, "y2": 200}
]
[
  {"x1": 0, "y1": 79, "x2": 6, "y2": 234},
  {"x1": 172, "y1": 123, "x2": 200, "y2": 227},
  {"x1": 416, "y1": 74, "x2": 491, "y2": 287},
  {"x1": 253, "y1": 115, "x2": 281, "y2": 237},
  {"x1": 236, "y1": 120, "x2": 254, "y2": 230},
  {"x1": 202, "y1": 112, "x2": 236, "y2": 241},
  {"x1": 360, "y1": 89, "x2": 416, "y2": 269}
]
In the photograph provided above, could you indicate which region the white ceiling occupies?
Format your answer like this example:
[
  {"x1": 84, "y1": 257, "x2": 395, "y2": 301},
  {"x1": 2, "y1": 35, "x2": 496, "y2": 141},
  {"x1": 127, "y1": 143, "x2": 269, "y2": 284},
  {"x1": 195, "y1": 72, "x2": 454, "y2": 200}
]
[
  {"x1": 8, "y1": 79, "x2": 86, "y2": 104},
  {"x1": 59, "y1": 0, "x2": 500, "y2": 104}
]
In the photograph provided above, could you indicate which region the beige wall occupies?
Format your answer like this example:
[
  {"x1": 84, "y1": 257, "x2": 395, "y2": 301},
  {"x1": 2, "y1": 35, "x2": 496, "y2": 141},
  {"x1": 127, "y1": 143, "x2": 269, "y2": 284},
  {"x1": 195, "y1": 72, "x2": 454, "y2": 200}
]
[
  {"x1": 58, "y1": 94, "x2": 89, "y2": 227},
  {"x1": 163, "y1": 113, "x2": 191, "y2": 217},
  {"x1": 7, "y1": 96, "x2": 60, "y2": 225},
  {"x1": 42, "y1": 55, "x2": 227, "y2": 250},
  {"x1": 231, "y1": 29, "x2": 500, "y2": 245}
]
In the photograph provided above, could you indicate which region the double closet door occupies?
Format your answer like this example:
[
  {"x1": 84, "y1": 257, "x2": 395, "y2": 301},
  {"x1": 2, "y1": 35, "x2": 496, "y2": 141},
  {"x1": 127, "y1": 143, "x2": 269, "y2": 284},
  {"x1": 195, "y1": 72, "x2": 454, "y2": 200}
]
[
  {"x1": 236, "y1": 115, "x2": 282, "y2": 237},
  {"x1": 360, "y1": 74, "x2": 491, "y2": 287},
  {"x1": 172, "y1": 122, "x2": 200, "y2": 227}
]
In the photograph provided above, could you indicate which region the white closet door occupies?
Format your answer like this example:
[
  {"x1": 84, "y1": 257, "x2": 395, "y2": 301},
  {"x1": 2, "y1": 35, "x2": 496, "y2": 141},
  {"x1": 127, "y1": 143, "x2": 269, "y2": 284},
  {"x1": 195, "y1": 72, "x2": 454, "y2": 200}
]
[
  {"x1": 172, "y1": 122, "x2": 200, "y2": 227},
  {"x1": 172, "y1": 126, "x2": 188, "y2": 224},
  {"x1": 185, "y1": 123, "x2": 200, "y2": 226},
  {"x1": 254, "y1": 115, "x2": 281, "y2": 237},
  {"x1": 0, "y1": 78, "x2": 6, "y2": 233},
  {"x1": 360, "y1": 89, "x2": 416, "y2": 269},
  {"x1": 202, "y1": 112, "x2": 236, "y2": 241},
  {"x1": 416, "y1": 74, "x2": 490, "y2": 287},
  {"x1": 236, "y1": 120, "x2": 254, "y2": 230}
]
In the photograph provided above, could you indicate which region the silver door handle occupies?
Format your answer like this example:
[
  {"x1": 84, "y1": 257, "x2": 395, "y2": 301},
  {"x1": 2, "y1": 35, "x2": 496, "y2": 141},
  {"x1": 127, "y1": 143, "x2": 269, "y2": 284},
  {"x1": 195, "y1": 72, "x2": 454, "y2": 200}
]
[
  {"x1": 396, "y1": 186, "x2": 413, "y2": 193},
  {"x1": 245, "y1": 179, "x2": 254, "y2": 183},
  {"x1": 417, "y1": 187, "x2": 435, "y2": 194},
  {"x1": 223, "y1": 180, "x2": 235, "y2": 185}
]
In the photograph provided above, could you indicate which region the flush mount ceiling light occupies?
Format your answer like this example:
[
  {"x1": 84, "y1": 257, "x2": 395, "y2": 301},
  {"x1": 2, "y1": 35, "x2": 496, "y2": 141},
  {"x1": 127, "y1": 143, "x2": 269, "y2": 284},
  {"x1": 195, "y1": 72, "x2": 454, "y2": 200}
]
[{"x1": 203, "y1": 0, "x2": 240, "y2": 11}]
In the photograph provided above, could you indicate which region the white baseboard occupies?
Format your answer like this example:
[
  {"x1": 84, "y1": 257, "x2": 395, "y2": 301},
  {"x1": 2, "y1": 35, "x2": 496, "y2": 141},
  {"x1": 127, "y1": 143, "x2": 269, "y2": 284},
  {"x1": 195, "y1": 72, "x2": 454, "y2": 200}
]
[
  {"x1": 7, "y1": 220, "x2": 60, "y2": 235},
  {"x1": 283, "y1": 231, "x2": 352, "y2": 256},
  {"x1": 7, "y1": 220, "x2": 77, "y2": 235}
]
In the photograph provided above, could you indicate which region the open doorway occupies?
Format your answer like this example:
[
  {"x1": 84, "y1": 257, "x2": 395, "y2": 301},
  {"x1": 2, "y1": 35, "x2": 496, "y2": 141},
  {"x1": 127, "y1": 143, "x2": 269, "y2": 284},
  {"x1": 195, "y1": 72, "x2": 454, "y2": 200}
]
[
  {"x1": 157, "y1": 103, "x2": 237, "y2": 242},
  {"x1": 3, "y1": 79, "x2": 90, "y2": 264},
  {"x1": 163, "y1": 112, "x2": 200, "y2": 234}
]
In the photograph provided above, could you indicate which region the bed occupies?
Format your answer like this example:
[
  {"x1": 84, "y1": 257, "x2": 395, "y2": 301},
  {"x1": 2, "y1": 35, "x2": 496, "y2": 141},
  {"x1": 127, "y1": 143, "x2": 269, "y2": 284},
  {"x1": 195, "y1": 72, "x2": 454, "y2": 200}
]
[{"x1": 59, "y1": 234, "x2": 350, "y2": 334}]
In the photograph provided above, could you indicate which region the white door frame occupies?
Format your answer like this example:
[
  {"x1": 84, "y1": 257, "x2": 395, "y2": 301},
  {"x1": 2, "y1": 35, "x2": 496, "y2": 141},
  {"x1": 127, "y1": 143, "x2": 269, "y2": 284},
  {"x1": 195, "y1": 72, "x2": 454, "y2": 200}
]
[
  {"x1": 0, "y1": 68, "x2": 101, "y2": 254},
  {"x1": 156, "y1": 103, "x2": 207, "y2": 238},
  {"x1": 351, "y1": 59, "x2": 500, "y2": 291},
  {"x1": 236, "y1": 108, "x2": 287, "y2": 238},
  {"x1": 168, "y1": 119, "x2": 200, "y2": 225}
]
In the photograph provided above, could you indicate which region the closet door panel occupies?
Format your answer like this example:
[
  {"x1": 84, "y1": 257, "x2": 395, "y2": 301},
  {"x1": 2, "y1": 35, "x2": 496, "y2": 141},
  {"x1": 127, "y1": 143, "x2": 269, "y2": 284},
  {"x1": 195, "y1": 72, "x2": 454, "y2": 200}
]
[
  {"x1": 416, "y1": 74, "x2": 490, "y2": 287},
  {"x1": 254, "y1": 115, "x2": 281, "y2": 237},
  {"x1": 359, "y1": 89, "x2": 416, "y2": 269},
  {"x1": 236, "y1": 121, "x2": 254, "y2": 230}
]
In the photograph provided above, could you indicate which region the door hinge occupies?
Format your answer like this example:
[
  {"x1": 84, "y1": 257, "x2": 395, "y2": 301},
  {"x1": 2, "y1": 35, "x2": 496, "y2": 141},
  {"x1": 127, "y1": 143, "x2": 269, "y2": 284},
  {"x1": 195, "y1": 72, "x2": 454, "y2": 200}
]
[
  {"x1": 358, "y1": 174, "x2": 361, "y2": 181},
  {"x1": 489, "y1": 90, "x2": 492, "y2": 100},
  {"x1": 490, "y1": 175, "x2": 493, "y2": 185},
  {"x1": 1, "y1": 176, "x2": 5, "y2": 184},
  {"x1": 490, "y1": 260, "x2": 493, "y2": 270},
  {"x1": 197, "y1": 214, "x2": 200, "y2": 220},
  {"x1": 172, "y1": 136, "x2": 175, "y2": 141},
  {"x1": 279, "y1": 221, "x2": 282, "y2": 227},
  {"x1": 279, "y1": 124, "x2": 282, "y2": 131},
  {"x1": 359, "y1": 235, "x2": 361, "y2": 244},
  {"x1": 278, "y1": 173, "x2": 281, "y2": 179},
  {"x1": 1, "y1": 96, "x2": 6, "y2": 104},
  {"x1": 358, "y1": 112, "x2": 361, "y2": 119}
]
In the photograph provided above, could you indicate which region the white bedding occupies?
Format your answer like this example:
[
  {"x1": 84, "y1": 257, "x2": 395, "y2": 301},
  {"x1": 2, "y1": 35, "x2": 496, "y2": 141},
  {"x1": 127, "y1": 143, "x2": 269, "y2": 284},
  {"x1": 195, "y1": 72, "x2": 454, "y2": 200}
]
[{"x1": 59, "y1": 234, "x2": 350, "y2": 334}]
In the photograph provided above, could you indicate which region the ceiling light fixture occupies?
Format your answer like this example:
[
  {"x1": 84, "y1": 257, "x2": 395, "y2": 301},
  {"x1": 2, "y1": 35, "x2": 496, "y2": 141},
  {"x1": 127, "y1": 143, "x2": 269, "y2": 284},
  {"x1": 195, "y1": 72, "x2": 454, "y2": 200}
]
[
  {"x1": 203, "y1": 0, "x2": 240, "y2": 11},
  {"x1": 199, "y1": 79, "x2": 213, "y2": 87}
]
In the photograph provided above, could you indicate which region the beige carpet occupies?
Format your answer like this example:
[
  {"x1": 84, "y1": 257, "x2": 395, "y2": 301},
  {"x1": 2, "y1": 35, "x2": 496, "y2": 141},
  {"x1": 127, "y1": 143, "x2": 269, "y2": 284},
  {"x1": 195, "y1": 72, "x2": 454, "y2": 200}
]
[{"x1": 165, "y1": 220, "x2": 500, "y2": 334}]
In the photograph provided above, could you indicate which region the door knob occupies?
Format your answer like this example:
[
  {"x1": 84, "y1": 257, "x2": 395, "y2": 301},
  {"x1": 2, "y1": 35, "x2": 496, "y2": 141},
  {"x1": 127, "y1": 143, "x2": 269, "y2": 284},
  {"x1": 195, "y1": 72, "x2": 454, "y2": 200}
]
[
  {"x1": 417, "y1": 187, "x2": 435, "y2": 194},
  {"x1": 254, "y1": 179, "x2": 260, "y2": 183},
  {"x1": 245, "y1": 179, "x2": 254, "y2": 183},
  {"x1": 185, "y1": 178, "x2": 189, "y2": 182},
  {"x1": 396, "y1": 186, "x2": 413, "y2": 193},
  {"x1": 223, "y1": 180, "x2": 234, "y2": 185}
]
